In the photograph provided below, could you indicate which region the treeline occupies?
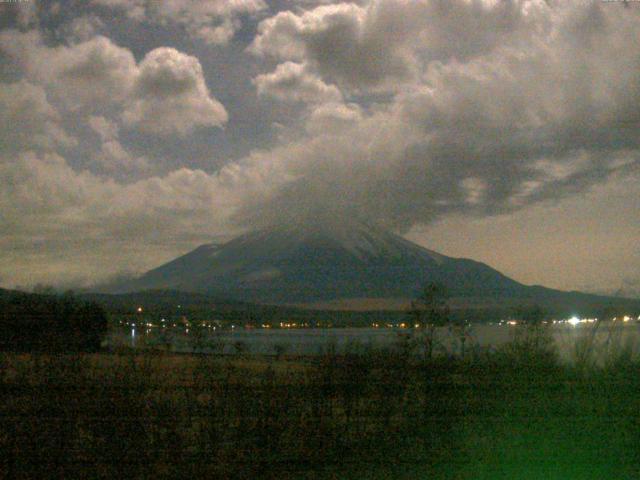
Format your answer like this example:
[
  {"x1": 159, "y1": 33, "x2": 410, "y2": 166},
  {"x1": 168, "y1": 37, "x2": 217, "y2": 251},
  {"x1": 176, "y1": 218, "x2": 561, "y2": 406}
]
[{"x1": 0, "y1": 290, "x2": 108, "y2": 352}]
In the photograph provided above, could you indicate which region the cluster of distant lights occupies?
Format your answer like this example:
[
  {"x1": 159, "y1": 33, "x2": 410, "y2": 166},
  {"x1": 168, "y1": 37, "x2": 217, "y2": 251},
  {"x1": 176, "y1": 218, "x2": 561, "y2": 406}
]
[
  {"x1": 122, "y1": 319, "x2": 219, "y2": 330},
  {"x1": 497, "y1": 315, "x2": 639, "y2": 327},
  {"x1": 122, "y1": 316, "x2": 416, "y2": 330},
  {"x1": 124, "y1": 306, "x2": 639, "y2": 331}
]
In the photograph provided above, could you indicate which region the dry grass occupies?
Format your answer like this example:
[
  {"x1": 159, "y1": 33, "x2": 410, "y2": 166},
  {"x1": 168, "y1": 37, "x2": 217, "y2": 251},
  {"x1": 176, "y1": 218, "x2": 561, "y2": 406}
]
[{"x1": 1, "y1": 339, "x2": 640, "y2": 479}]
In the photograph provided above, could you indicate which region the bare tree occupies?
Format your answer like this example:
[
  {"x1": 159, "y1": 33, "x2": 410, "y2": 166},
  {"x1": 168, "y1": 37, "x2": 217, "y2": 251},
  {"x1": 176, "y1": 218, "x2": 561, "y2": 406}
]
[{"x1": 409, "y1": 282, "x2": 450, "y2": 360}]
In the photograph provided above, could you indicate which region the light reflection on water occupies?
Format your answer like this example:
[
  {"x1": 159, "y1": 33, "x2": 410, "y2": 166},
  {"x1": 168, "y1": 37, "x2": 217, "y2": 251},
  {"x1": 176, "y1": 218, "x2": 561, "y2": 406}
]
[{"x1": 105, "y1": 322, "x2": 640, "y2": 362}]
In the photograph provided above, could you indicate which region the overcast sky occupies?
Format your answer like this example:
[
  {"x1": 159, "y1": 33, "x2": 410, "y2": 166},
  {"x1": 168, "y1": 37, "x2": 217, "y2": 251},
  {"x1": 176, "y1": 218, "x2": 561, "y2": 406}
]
[{"x1": 0, "y1": 0, "x2": 638, "y2": 297}]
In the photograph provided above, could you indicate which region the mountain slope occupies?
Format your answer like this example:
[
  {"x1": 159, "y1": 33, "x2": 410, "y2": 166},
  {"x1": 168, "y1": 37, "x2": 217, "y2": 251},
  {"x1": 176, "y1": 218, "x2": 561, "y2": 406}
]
[
  {"x1": 117, "y1": 220, "x2": 541, "y2": 303},
  {"x1": 111, "y1": 220, "x2": 640, "y2": 316}
]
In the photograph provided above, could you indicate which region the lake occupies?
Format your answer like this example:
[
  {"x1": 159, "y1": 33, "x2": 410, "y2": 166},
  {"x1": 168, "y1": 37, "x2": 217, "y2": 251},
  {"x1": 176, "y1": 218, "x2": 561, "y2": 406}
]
[{"x1": 106, "y1": 321, "x2": 640, "y2": 363}]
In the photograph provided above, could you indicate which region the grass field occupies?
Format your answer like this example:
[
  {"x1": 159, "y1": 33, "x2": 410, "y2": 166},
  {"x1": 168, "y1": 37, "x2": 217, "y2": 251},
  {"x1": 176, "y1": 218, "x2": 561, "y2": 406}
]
[{"x1": 1, "y1": 331, "x2": 639, "y2": 479}]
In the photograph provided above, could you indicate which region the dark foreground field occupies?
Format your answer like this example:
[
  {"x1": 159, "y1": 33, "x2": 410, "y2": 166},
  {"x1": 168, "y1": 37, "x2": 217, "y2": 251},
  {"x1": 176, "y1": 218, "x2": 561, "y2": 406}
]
[{"x1": 1, "y1": 339, "x2": 640, "y2": 479}]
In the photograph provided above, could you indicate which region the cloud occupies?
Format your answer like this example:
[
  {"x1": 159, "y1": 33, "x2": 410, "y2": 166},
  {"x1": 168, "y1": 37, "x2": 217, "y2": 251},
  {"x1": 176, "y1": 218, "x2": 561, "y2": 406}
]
[
  {"x1": 238, "y1": 2, "x2": 640, "y2": 230},
  {"x1": 0, "y1": 33, "x2": 228, "y2": 136},
  {"x1": 0, "y1": 149, "x2": 250, "y2": 286},
  {"x1": 249, "y1": 0, "x2": 538, "y2": 91},
  {"x1": 1, "y1": 0, "x2": 640, "y2": 291},
  {"x1": 50, "y1": 36, "x2": 137, "y2": 109},
  {"x1": 0, "y1": 80, "x2": 75, "y2": 153},
  {"x1": 122, "y1": 47, "x2": 228, "y2": 135},
  {"x1": 406, "y1": 168, "x2": 640, "y2": 295},
  {"x1": 253, "y1": 61, "x2": 343, "y2": 104},
  {"x1": 94, "y1": 139, "x2": 150, "y2": 173},
  {"x1": 250, "y1": 3, "x2": 394, "y2": 89},
  {"x1": 88, "y1": 115, "x2": 119, "y2": 142},
  {"x1": 63, "y1": 15, "x2": 106, "y2": 43},
  {"x1": 0, "y1": 1, "x2": 39, "y2": 29},
  {"x1": 92, "y1": 0, "x2": 267, "y2": 45},
  {"x1": 305, "y1": 101, "x2": 363, "y2": 134},
  {"x1": 0, "y1": 32, "x2": 137, "y2": 110},
  {"x1": 88, "y1": 116, "x2": 149, "y2": 173},
  {"x1": 92, "y1": 0, "x2": 146, "y2": 21}
]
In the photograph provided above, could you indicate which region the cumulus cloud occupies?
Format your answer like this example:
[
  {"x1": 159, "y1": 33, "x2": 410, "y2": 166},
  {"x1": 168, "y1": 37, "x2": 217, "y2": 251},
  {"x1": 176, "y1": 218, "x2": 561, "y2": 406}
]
[
  {"x1": 249, "y1": 0, "x2": 538, "y2": 91},
  {"x1": 239, "y1": 1, "x2": 640, "y2": 230},
  {"x1": 92, "y1": 0, "x2": 267, "y2": 45},
  {"x1": 63, "y1": 15, "x2": 106, "y2": 43},
  {"x1": 88, "y1": 116, "x2": 149, "y2": 173},
  {"x1": 51, "y1": 36, "x2": 137, "y2": 109},
  {"x1": 88, "y1": 115, "x2": 119, "y2": 142},
  {"x1": 305, "y1": 101, "x2": 363, "y2": 134},
  {"x1": 94, "y1": 139, "x2": 150, "y2": 173},
  {"x1": 92, "y1": 0, "x2": 146, "y2": 21},
  {"x1": 253, "y1": 61, "x2": 343, "y2": 104},
  {"x1": 250, "y1": 3, "x2": 393, "y2": 89},
  {"x1": 0, "y1": 32, "x2": 137, "y2": 110},
  {"x1": 0, "y1": 80, "x2": 75, "y2": 153},
  {"x1": 0, "y1": 33, "x2": 228, "y2": 136},
  {"x1": 0, "y1": 30, "x2": 236, "y2": 285},
  {"x1": 0, "y1": 149, "x2": 250, "y2": 286},
  {"x1": 122, "y1": 47, "x2": 228, "y2": 135}
]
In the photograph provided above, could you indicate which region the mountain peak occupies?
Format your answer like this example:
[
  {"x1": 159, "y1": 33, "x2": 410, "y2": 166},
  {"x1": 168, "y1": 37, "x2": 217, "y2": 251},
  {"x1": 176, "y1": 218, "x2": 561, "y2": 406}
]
[
  {"x1": 116, "y1": 220, "x2": 531, "y2": 303},
  {"x1": 233, "y1": 218, "x2": 439, "y2": 264}
]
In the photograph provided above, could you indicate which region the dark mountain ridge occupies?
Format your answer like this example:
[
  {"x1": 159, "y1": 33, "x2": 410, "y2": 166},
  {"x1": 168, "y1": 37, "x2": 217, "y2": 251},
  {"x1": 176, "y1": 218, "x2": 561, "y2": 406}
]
[{"x1": 111, "y1": 220, "x2": 640, "y2": 315}]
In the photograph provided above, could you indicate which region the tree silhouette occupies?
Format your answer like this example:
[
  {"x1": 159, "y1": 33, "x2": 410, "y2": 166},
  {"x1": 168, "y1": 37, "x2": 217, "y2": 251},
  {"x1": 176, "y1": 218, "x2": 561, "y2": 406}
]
[
  {"x1": 409, "y1": 282, "x2": 450, "y2": 360},
  {"x1": 0, "y1": 291, "x2": 107, "y2": 352}
]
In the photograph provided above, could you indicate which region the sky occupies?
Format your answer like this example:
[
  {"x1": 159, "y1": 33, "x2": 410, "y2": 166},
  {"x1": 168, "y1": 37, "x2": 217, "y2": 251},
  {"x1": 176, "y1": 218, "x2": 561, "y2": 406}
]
[{"x1": 0, "y1": 0, "x2": 638, "y2": 297}]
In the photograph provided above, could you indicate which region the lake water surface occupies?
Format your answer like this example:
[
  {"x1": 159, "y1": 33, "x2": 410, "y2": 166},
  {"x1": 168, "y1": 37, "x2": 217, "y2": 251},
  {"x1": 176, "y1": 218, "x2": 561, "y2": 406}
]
[{"x1": 107, "y1": 322, "x2": 640, "y2": 363}]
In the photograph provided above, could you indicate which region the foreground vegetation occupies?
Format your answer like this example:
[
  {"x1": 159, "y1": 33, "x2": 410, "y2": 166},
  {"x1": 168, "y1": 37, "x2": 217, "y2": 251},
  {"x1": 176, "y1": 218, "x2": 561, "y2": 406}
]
[
  {"x1": 1, "y1": 328, "x2": 640, "y2": 479},
  {"x1": 0, "y1": 290, "x2": 107, "y2": 352}
]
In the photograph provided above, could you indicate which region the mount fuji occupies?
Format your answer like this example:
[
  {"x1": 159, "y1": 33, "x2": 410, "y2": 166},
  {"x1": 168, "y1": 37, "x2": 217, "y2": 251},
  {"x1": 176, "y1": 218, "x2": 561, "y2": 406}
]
[{"x1": 112, "y1": 218, "x2": 639, "y2": 313}]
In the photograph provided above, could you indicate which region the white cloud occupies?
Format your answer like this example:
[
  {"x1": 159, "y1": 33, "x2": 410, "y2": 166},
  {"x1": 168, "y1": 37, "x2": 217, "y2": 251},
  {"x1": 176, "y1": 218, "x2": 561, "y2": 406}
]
[
  {"x1": 0, "y1": 33, "x2": 137, "y2": 110},
  {"x1": 0, "y1": 33, "x2": 228, "y2": 136},
  {"x1": 88, "y1": 115, "x2": 119, "y2": 142},
  {"x1": 253, "y1": 62, "x2": 343, "y2": 104},
  {"x1": 63, "y1": 15, "x2": 106, "y2": 43},
  {"x1": 305, "y1": 101, "x2": 362, "y2": 134},
  {"x1": 92, "y1": 0, "x2": 267, "y2": 45},
  {"x1": 94, "y1": 139, "x2": 150, "y2": 173},
  {"x1": 0, "y1": 149, "x2": 251, "y2": 286},
  {"x1": 0, "y1": 80, "x2": 75, "y2": 153},
  {"x1": 249, "y1": 0, "x2": 539, "y2": 91},
  {"x1": 238, "y1": 2, "x2": 640, "y2": 230},
  {"x1": 122, "y1": 47, "x2": 228, "y2": 135},
  {"x1": 88, "y1": 116, "x2": 149, "y2": 173},
  {"x1": 92, "y1": 0, "x2": 146, "y2": 21},
  {"x1": 50, "y1": 36, "x2": 137, "y2": 109}
]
